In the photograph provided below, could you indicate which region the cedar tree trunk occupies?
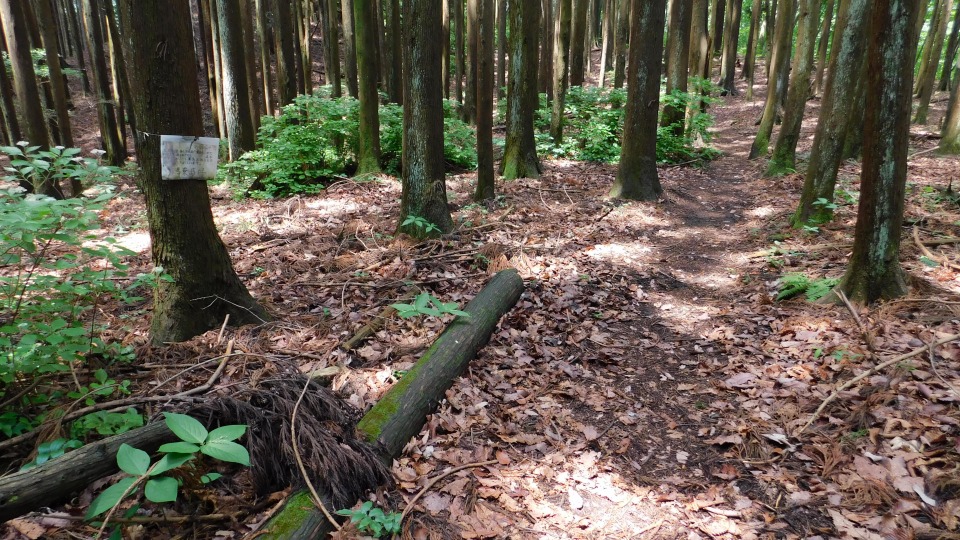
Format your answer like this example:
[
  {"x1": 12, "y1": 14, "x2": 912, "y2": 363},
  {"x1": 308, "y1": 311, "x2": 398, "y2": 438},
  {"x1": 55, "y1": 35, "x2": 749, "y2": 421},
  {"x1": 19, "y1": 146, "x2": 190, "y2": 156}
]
[{"x1": 500, "y1": 0, "x2": 541, "y2": 180}]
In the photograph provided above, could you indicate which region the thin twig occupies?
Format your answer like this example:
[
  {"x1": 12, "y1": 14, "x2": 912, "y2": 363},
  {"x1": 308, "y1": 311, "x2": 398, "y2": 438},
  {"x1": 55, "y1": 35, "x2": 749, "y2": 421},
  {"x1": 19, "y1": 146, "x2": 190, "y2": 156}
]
[
  {"x1": 797, "y1": 333, "x2": 960, "y2": 435},
  {"x1": 914, "y1": 225, "x2": 960, "y2": 271},
  {"x1": 399, "y1": 460, "x2": 499, "y2": 523},
  {"x1": 927, "y1": 340, "x2": 960, "y2": 402},
  {"x1": 217, "y1": 314, "x2": 230, "y2": 345},
  {"x1": 38, "y1": 512, "x2": 233, "y2": 524},
  {"x1": 837, "y1": 290, "x2": 876, "y2": 356}
]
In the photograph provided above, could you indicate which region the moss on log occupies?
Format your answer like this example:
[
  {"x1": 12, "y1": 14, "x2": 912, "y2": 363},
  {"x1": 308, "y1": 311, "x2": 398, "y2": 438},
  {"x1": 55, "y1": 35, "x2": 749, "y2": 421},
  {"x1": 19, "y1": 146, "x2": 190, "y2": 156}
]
[{"x1": 258, "y1": 269, "x2": 524, "y2": 539}]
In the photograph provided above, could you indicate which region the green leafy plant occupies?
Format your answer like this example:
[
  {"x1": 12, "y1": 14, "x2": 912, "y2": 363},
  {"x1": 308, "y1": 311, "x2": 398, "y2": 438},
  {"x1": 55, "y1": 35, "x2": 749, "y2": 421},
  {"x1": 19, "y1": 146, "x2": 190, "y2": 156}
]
[
  {"x1": 400, "y1": 215, "x2": 441, "y2": 235},
  {"x1": 86, "y1": 413, "x2": 250, "y2": 519},
  {"x1": 335, "y1": 501, "x2": 403, "y2": 538},
  {"x1": 71, "y1": 408, "x2": 144, "y2": 438},
  {"x1": 391, "y1": 293, "x2": 470, "y2": 319},
  {"x1": 776, "y1": 273, "x2": 840, "y2": 302},
  {"x1": 3, "y1": 143, "x2": 118, "y2": 194},
  {"x1": 19, "y1": 437, "x2": 82, "y2": 470}
]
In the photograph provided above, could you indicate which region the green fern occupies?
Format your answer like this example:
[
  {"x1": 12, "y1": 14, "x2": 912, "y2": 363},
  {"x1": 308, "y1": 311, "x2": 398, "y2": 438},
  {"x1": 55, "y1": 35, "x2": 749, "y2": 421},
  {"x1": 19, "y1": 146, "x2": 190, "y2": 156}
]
[
  {"x1": 776, "y1": 273, "x2": 839, "y2": 301},
  {"x1": 805, "y1": 277, "x2": 840, "y2": 301}
]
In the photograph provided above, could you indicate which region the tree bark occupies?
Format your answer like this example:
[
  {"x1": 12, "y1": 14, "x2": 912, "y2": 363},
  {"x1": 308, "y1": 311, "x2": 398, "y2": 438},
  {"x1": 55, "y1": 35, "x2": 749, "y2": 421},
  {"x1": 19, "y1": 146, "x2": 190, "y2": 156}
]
[
  {"x1": 496, "y1": 0, "x2": 506, "y2": 98},
  {"x1": 32, "y1": 0, "x2": 73, "y2": 150},
  {"x1": 455, "y1": 0, "x2": 465, "y2": 102},
  {"x1": 355, "y1": 0, "x2": 382, "y2": 175},
  {"x1": 199, "y1": 0, "x2": 221, "y2": 130},
  {"x1": 748, "y1": 0, "x2": 795, "y2": 159},
  {"x1": 442, "y1": 0, "x2": 451, "y2": 98},
  {"x1": 569, "y1": 0, "x2": 589, "y2": 86},
  {"x1": 463, "y1": 0, "x2": 479, "y2": 123},
  {"x1": 711, "y1": 0, "x2": 726, "y2": 55},
  {"x1": 257, "y1": 270, "x2": 524, "y2": 539},
  {"x1": 939, "y1": 2, "x2": 960, "y2": 91},
  {"x1": 792, "y1": 0, "x2": 869, "y2": 226},
  {"x1": 119, "y1": 0, "x2": 271, "y2": 344},
  {"x1": 612, "y1": 0, "x2": 629, "y2": 88},
  {"x1": 940, "y1": 59, "x2": 960, "y2": 152},
  {"x1": 217, "y1": 0, "x2": 256, "y2": 161},
  {"x1": 914, "y1": 0, "x2": 951, "y2": 124},
  {"x1": 388, "y1": 0, "x2": 402, "y2": 104},
  {"x1": 538, "y1": 0, "x2": 554, "y2": 98},
  {"x1": 741, "y1": 0, "x2": 762, "y2": 81},
  {"x1": 551, "y1": 0, "x2": 572, "y2": 142},
  {"x1": 474, "y1": 0, "x2": 495, "y2": 201},
  {"x1": 833, "y1": 0, "x2": 918, "y2": 304},
  {"x1": 399, "y1": 0, "x2": 453, "y2": 237},
  {"x1": 609, "y1": 0, "x2": 666, "y2": 201},
  {"x1": 274, "y1": 0, "x2": 298, "y2": 107},
  {"x1": 718, "y1": 0, "x2": 742, "y2": 95},
  {"x1": 64, "y1": 0, "x2": 90, "y2": 93},
  {"x1": 81, "y1": 0, "x2": 124, "y2": 166},
  {"x1": 501, "y1": 0, "x2": 541, "y2": 180},
  {"x1": 322, "y1": 0, "x2": 341, "y2": 96},
  {"x1": 0, "y1": 12, "x2": 20, "y2": 145},
  {"x1": 0, "y1": 422, "x2": 176, "y2": 522},
  {"x1": 239, "y1": 0, "x2": 261, "y2": 127},
  {"x1": 813, "y1": 0, "x2": 836, "y2": 96},
  {"x1": 255, "y1": 0, "x2": 275, "y2": 113},
  {"x1": 340, "y1": 0, "x2": 358, "y2": 97},
  {"x1": 662, "y1": 0, "x2": 693, "y2": 132},
  {"x1": 599, "y1": 0, "x2": 615, "y2": 86},
  {"x1": 767, "y1": 0, "x2": 818, "y2": 175}
]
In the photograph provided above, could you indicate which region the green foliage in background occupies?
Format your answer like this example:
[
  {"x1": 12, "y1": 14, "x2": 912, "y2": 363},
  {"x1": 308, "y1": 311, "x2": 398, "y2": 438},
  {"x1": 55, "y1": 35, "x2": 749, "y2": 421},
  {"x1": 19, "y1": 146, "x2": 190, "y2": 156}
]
[{"x1": 777, "y1": 273, "x2": 840, "y2": 302}]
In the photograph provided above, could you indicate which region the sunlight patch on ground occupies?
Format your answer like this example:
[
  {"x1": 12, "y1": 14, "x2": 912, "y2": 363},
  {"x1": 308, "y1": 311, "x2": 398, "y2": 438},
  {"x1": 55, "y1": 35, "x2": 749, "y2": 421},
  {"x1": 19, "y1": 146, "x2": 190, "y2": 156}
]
[
  {"x1": 648, "y1": 292, "x2": 724, "y2": 335},
  {"x1": 584, "y1": 242, "x2": 655, "y2": 267},
  {"x1": 109, "y1": 232, "x2": 150, "y2": 254},
  {"x1": 302, "y1": 197, "x2": 363, "y2": 214},
  {"x1": 747, "y1": 205, "x2": 776, "y2": 218}
]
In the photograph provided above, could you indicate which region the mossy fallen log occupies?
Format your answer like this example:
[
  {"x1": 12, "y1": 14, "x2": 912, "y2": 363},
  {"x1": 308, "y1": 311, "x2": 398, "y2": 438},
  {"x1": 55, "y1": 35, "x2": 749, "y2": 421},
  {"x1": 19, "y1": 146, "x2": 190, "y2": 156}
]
[
  {"x1": 0, "y1": 421, "x2": 175, "y2": 522},
  {"x1": 258, "y1": 268, "x2": 524, "y2": 539}
]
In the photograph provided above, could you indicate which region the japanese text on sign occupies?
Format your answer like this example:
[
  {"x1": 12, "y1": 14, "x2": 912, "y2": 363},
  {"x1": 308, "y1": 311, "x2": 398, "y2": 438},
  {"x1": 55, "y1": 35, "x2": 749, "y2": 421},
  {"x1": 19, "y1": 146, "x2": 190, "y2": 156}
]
[{"x1": 160, "y1": 135, "x2": 220, "y2": 180}]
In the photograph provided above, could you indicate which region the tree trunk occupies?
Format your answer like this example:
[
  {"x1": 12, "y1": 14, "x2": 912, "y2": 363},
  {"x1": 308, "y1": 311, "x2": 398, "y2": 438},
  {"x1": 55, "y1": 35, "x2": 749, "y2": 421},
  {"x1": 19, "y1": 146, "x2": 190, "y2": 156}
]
[
  {"x1": 119, "y1": 0, "x2": 271, "y2": 344},
  {"x1": 764, "y1": 0, "x2": 777, "y2": 75},
  {"x1": 0, "y1": 422, "x2": 176, "y2": 522},
  {"x1": 455, "y1": 0, "x2": 465, "y2": 102},
  {"x1": 939, "y1": 3, "x2": 960, "y2": 91},
  {"x1": 0, "y1": 0, "x2": 59, "y2": 196},
  {"x1": 209, "y1": 0, "x2": 226, "y2": 136},
  {"x1": 388, "y1": 0, "x2": 402, "y2": 103},
  {"x1": 324, "y1": 0, "x2": 342, "y2": 96},
  {"x1": 662, "y1": 0, "x2": 693, "y2": 132},
  {"x1": 464, "y1": 0, "x2": 478, "y2": 122},
  {"x1": 64, "y1": 0, "x2": 90, "y2": 93},
  {"x1": 551, "y1": 0, "x2": 573, "y2": 142},
  {"x1": 255, "y1": 0, "x2": 275, "y2": 112},
  {"x1": 569, "y1": 0, "x2": 588, "y2": 86},
  {"x1": 199, "y1": 0, "x2": 221, "y2": 130},
  {"x1": 689, "y1": 0, "x2": 710, "y2": 80},
  {"x1": 613, "y1": 0, "x2": 629, "y2": 87},
  {"x1": 812, "y1": 0, "x2": 835, "y2": 96},
  {"x1": 442, "y1": 0, "x2": 451, "y2": 98},
  {"x1": 239, "y1": 0, "x2": 261, "y2": 127},
  {"x1": 496, "y1": 0, "x2": 506, "y2": 98},
  {"x1": 291, "y1": 0, "x2": 307, "y2": 94},
  {"x1": 741, "y1": 0, "x2": 762, "y2": 81},
  {"x1": 102, "y1": 4, "x2": 136, "y2": 145},
  {"x1": 355, "y1": 0, "x2": 382, "y2": 175},
  {"x1": 767, "y1": 0, "x2": 818, "y2": 175},
  {"x1": 538, "y1": 0, "x2": 554, "y2": 97},
  {"x1": 399, "y1": 0, "x2": 453, "y2": 237},
  {"x1": 257, "y1": 269, "x2": 525, "y2": 539},
  {"x1": 274, "y1": 0, "x2": 298, "y2": 107},
  {"x1": 748, "y1": 0, "x2": 795, "y2": 159},
  {"x1": 609, "y1": 0, "x2": 666, "y2": 201},
  {"x1": 474, "y1": 0, "x2": 495, "y2": 201},
  {"x1": 81, "y1": 0, "x2": 124, "y2": 166},
  {"x1": 719, "y1": 0, "x2": 741, "y2": 94},
  {"x1": 833, "y1": 0, "x2": 918, "y2": 304},
  {"x1": 0, "y1": 12, "x2": 20, "y2": 145},
  {"x1": 940, "y1": 60, "x2": 960, "y2": 152},
  {"x1": 33, "y1": 0, "x2": 74, "y2": 150},
  {"x1": 340, "y1": 0, "x2": 358, "y2": 97},
  {"x1": 217, "y1": 0, "x2": 256, "y2": 161},
  {"x1": 914, "y1": 0, "x2": 950, "y2": 123},
  {"x1": 792, "y1": 0, "x2": 869, "y2": 226},
  {"x1": 599, "y1": 0, "x2": 615, "y2": 86},
  {"x1": 711, "y1": 0, "x2": 726, "y2": 55},
  {"x1": 501, "y1": 0, "x2": 541, "y2": 179}
]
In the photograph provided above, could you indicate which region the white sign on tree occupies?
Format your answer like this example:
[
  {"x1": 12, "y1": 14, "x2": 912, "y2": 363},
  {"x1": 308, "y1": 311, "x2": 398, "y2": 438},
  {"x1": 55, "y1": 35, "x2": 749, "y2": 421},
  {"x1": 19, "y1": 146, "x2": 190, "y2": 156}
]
[{"x1": 160, "y1": 135, "x2": 220, "y2": 180}]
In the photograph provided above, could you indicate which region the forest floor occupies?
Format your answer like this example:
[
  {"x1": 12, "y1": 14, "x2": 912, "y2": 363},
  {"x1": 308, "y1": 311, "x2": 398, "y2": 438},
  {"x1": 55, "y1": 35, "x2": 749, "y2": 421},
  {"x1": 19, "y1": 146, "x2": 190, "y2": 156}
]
[{"x1": 5, "y1": 71, "x2": 960, "y2": 540}]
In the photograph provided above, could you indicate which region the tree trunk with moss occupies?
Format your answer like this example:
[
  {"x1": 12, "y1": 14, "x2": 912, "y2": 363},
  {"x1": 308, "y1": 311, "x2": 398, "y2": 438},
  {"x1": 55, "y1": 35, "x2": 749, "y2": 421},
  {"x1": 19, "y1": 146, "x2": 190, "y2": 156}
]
[
  {"x1": 551, "y1": 0, "x2": 572, "y2": 143},
  {"x1": 501, "y1": 0, "x2": 540, "y2": 179},
  {"x1": 718, "y1": 0, "x2": 742, "y2": 95},
  {"x1": 661, "y1": 0, "x2": 692, "y2": 133},
  {"x1": 217, "y1": 0, "x2": 255, "y2": 161},
  {"x1": 791, "y1": 0, "x2": 868, "y2": 226},
  {"x1": 119, "y1": 0, "x2": 271, "y2": 344},
  {"x1": 569, "y1": 0, "x2": 589, "y2": 87},
  {"x1": 354, "y1": 0, "x2": 382, "y2": 175},
  {"x1": 609, "y1": 0, "x2": 666, "y2": 201},
  {"x1": 914, "y1": 0, "x2": 951, "y2": 124},
  {"x1": 831, "y1": 0, "x2": 918, "y2": 304},
  {"x1": 767, "y1": 0, "x2": 818, "y2": 175},
  {"x1": 941, "y1": 70, "x2": 960, "y2": 152},
  {"x1": 474, "y1": 0, "x2": 496, "y2": 201},
  {"x1": 256, "y1": 269, "x2": 525, "y2": 539},
  {"x1": 399, "y1": 0, "x2": 453, "y2": 238},
  {"x1": 748, "y1": 0, "x2": 794, "y2": 159}
]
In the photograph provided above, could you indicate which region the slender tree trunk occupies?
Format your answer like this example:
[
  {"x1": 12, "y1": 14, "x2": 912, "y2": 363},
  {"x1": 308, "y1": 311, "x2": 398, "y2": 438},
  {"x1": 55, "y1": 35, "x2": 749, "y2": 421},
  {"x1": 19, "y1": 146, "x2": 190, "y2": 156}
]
[
  {"x1": 496, "y1": 0, "x2": 506, "y2": 98},
  {"x1": 464, "y1": 0, "x2": 478, "y2": 122},
  {"x1": 792, "y1": 0, "x2": 869, "y2": 226},
  {"x1": 718, "y1": 0, "x2": 742, "y2": 95},
  {"x1": 914, "y1": 0, "x2": 950, "y2": 123},
  {"x1": 199, "y1": 0, "x2": 221, "y2": 130},
  {"x1": 939, "y1": 2, "x2": 960, "y2": 91},
  {"x1": 841, "y1": 53, "x2": 867, "y2": 159},
  {"x1": 355, "y1": 0, "x2": 381, "y2": 175},
  {"x1": 538, "y1": 0, "x2": 554, "y2": 97},
  {"x1": 442, "y1": 0, "x2": 451, "y2": 98},
  {"x1": 610, "y1": 0, "x2": 666, "y2": 201},
  {"x1": 340, "y1": 0, "x2": 358, "y2": 97},
  {"x1": 216, "y1": 0, "x2": 255, "y2": 160},
  {"x1": 662, "y1": 0, "x2": 692, "y2": 132},
  {"x1": 0, "y1": 0, "x2": 60, "y2": 196},
  {"x1": 764, "y1": 0, "x2": 777, "y2": 75},
  {"x1": 239, "y1": 0, "x2": 261, "y2": 127},
  {"x1": 103, "y1": 3, "x2": 135, "y2": 141},
  {"x1": 748, "y1": 0, "x2": 795, "y2": 159},
  {"x1": 741, "y1": 0, "x2": 762, "y2": 80},
  {"x1": 569, "y1": 0, "x2": 588, "y2": 86},
  {"x1": 767, "y1": 0, "x2": 818, "y2": 175},
  {"x1": 711, "y1": 0, "x2": 726, "y2": 55},
  {"x1": 551, "y1": 0, "x2": 572, "y2": 142},
  {"x1": 324, "y1": 0, "x2": 342, "y2": 96},
  {"x1": 474, "y1": 0, "x2": 495, "y2": 201},
  {"x1": 118, "y1": 0, "x2": 270, "y2": 343},
  {"x1": 0, "y1": 13, "x2": 20, "y2": 145},
  {"x1": 613, "y1": 0, "x2": 629, "y2": 88},
  {"x1": 689, "y1": 0, "x2": 710, "y2": 80},
  {"x1": 599, "y1": 0, "x2": 614, "y2": 86},
  {"x1": 33, "y1": 0, "x2": 73, "y2": 150},
  {"x1": 81, "y1": 0, "x2": 124, "y2": 166},
  {"x1": 291, "y1": 0, "x2": 306, "y2": 94},
  {"x1": 388, "y1": 0, "x2": 402, "y2": 103},
  {"x1": 940, "y1": 59, "x2": 960, "y2": 152},
  {"x1": 275, "y1": 0, "x2": 298, "y2": 106},
  {"x1": 501, "y1": 0, "x2": 540, "y2": 179},
  {"x1": 399, "y1": 0, "x2": 453, "y2": 237},
  {"x1": 209, "y1": 0, "x2": 226, "y2": 135},
  {"x1": 834, "y1": 0, "x2": 919, "y2": 304},
  {"x1": 255, "y1": 0, "x2": 274, "y2": 113},
  {"x1": 382, "y1": 0, "x2": 398, "y2": 100},
  {"x1": 813, "y1": 0, "x2": 835, "y2": 95},
  {"x1": 455, "y1": 0, "x2": 465, "y2": 102},
  {"x1": 64, "y1": 0, "x2": 90, "y2": 92}
]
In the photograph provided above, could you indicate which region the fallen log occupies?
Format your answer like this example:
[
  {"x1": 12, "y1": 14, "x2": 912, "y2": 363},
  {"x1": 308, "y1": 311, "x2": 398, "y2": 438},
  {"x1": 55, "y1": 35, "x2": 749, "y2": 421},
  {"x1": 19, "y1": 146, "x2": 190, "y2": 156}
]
[
  {"x1": 256, "y1": 268, "x2": 524, "y2": 539},
  {"x1": 0, "y1": 421, "x2": 176, "y2": 522}
]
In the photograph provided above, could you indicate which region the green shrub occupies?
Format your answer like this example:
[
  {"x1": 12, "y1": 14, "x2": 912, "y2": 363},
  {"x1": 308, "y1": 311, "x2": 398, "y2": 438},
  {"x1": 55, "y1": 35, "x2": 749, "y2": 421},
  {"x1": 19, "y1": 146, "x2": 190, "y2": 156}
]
[
  {"x1": 220, "y1": 89, "x2": 477, "y2": 198},
  {"x1": 777, "y1": 273, "x2": 840, "y2": 302}
]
